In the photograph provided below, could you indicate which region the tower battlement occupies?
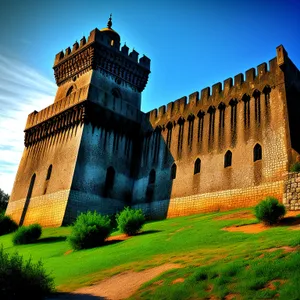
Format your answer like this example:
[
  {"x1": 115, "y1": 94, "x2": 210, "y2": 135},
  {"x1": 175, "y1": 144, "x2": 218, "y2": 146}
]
[
  {"x1": 148, "y1": 46, "x2": 288, "y2": 124},
  {"x1": 53, "y1": 29, "x2": 150, "y2": 70},
  {"x1": 53, "y1": 22, "x2": 151, "y2": 94}
]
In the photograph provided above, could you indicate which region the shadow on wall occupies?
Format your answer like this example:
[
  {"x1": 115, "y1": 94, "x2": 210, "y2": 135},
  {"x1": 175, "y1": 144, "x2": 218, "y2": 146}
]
[
  {"x1": 63, "y1": 111, "x2": 175, "y2": 223},
  {"x1": 130, "y1": 119, "x2": 175, "y2": 220}
]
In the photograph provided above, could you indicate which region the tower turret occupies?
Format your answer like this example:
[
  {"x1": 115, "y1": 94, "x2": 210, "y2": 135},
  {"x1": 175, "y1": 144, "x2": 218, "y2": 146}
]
[{"x1": 7, "y1": 17, "x2": 152, "y2": 227}]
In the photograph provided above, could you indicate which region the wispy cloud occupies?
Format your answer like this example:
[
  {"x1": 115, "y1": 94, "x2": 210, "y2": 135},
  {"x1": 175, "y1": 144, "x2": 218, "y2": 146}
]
[{"x1": 0, "y1": 53, "x2": 56, "y2": 194}]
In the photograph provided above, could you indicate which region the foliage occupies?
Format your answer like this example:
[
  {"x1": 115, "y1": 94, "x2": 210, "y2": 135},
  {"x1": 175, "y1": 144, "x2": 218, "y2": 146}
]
[
  {"x1": 254, "y1": 196, "x2": 286, "y2": 225},
  {"x1": 68, "y1": 211, "x2": 112, "y2": 250},
  {"x1": 116, "y1": 207, "x2": 145, "y2": 236},
  {"x1": 0, "y1": 214, "x2": 18, "y2": 236},
  {"x1": 109, "y1": 213, "x2": 118, "y2": 232},
  {"x1": 0, "y1": 188, "x2": 9, "y2": 213},
  {"x1": 12, "y1": 224, "x2": 42, "y2": 245},
  {"x1": 290, "y1": 162, "x2": 300, "y2": 172},
  {"x1": 0, "y1": 245, "x2": 54, "y2": 299}
]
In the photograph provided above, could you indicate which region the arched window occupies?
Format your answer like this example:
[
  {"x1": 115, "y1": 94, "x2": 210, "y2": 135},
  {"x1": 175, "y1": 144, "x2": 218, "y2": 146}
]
[
  {"x1": 112, "y1": 88, "x2": 122, "y2": 99},
  {"x1": 66, "y1": 86, "x2": 74, "y2": 97},
  {"x1": 171, "y1": 163, "x2": 177, "y2": 180},
  {"x1": 254, "y1": 144, "x2": 262, "y2": 162},
  {"x1": 149, "y1": 169, "x2": 156, "y2": 184},
  {"x1": 194, "y1": 158, "x2": 201, "y2": 175},
  {"x1": 46, "y1": 165, "x2": 52, "y2": 181},
  {"x1": 105, "y1": 166, "x2": 115, "y2": 190},
  {"x1": 224, "y1": 150, "x2": 232, "y2": 168}
]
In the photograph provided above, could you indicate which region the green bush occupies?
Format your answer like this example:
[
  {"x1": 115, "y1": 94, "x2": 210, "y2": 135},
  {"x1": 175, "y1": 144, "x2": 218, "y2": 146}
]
[
  {"x1": 0, "y1": 214, "x2": 18, "y2": 236},
  {"x1": 254, "y1": 196, "x2": 286, "y2": 225},
  {"x1": 290, "y1": 162, "x2": 300, "y2": 172},
  {"x1": 68, "y1": 211, "x2": 112, "y2": 250},
  {"x1": 12, "y1": 224, "x2": 42, "y2": 245},
  {"x1": 0, "y1": 246, "x2": 54, "y2": 299},
  {"x1": 116, "y1": 207, "x2": 145, "y2": 236}
]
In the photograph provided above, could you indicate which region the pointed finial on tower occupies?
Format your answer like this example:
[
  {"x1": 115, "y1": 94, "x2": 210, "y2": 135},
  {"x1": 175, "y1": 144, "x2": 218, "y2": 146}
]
[{"x1": 107, "y1": 13, "x2": 112, "y2": 29}]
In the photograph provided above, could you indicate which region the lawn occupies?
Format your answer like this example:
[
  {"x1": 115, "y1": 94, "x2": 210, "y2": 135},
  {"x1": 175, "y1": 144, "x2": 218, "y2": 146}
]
[{"x1": 1, "y1": 207, "x2": 300, "y2": 299}]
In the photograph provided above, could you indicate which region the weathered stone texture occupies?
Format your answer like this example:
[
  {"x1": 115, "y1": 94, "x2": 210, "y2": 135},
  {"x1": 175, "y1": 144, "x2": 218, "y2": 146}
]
[
  {"x1": 6, "y1": 190, "x2": 70, "y2": 227},
  {"x1": 283, "y1": 172, "x2": 300, "y2": 210}
]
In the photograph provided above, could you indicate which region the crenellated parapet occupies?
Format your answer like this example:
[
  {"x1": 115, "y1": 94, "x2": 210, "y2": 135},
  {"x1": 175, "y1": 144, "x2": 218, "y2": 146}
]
[
  {"x1": 24, "y1": 100, "x2": 142, "y2": 147},
  {"x1": 25, "y1": 85, "x2": 89, "y2": 130},
  {"x1": 53, "y1": 26, "x2": 151, "y2": 92},
  {"x1": 147, "y1": 45, "x2": 288, "y2": 126},
  {"x1": 24, "y1": 103, "x2": 86, "y2": 147}
]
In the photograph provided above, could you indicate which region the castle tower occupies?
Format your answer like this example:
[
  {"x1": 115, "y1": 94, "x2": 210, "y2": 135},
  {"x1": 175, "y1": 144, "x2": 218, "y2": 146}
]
[{"x1": 6, "y1": 16, "x2": 151, "y2": 226}]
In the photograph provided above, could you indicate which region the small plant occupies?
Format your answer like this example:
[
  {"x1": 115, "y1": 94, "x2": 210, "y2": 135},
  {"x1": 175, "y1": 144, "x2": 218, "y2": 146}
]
[
  {"x1": 0, "y1": 246, "x2": 54, "y2": 299},
  {"x1": 0, "y1": 214, "x2": 18, "y2": 236},
  {"x1": 68, "y1": 211, "x2": 112, "y2": 250},
  {"x1": 290, "y1": 162, "x2": 300, "y2": 172},
  {"x1": 254, "y1": 196, "x2": 286, "y2": 225},
  {"x1": 116, "y1": 207, "x2": 145, "y2": 236},
  {"x1": 12, "y1": 224, "x2": 42, "y2": 245}
]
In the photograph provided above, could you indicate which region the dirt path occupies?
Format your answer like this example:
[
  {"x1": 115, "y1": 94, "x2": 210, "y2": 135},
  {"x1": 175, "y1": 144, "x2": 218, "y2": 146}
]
[{"x1": 48, "y1": 263, "x2": 181, "y2": 300}]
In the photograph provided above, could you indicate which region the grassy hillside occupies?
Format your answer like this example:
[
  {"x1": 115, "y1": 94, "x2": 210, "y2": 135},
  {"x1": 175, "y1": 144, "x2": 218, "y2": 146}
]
[{"x1": 1, "y1": 208, "x2": 300, "y2": 299}]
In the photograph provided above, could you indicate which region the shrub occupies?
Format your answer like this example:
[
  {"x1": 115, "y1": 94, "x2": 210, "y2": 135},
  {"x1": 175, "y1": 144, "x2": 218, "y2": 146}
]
[
  {"x1": 290, "y1": 162, "x2": 300, "y2": 172},
  {"x1": 0, "y1": 214, "x2": 18, "y2": 236},
  {"x1": 0, "y1": 246, "x2": 54, "y2": 299},
  {"x1": 12, "y1": 224, "x2": 42, "y2": 245},
  {"x1": 254, "y1": 196, "x2": 286, "y2": 225},
  {"x1": 68, "y1": 211, "x2": 112, "y2": 250},
  {"x1": 116, "y1": 207, "x2": 145, "y2": 236}
]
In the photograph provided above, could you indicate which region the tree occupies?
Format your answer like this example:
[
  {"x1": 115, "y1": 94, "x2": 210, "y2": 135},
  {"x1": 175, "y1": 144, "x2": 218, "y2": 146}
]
[{"x1": 0, "y1": 189, "x2": 9, "y2": 212}]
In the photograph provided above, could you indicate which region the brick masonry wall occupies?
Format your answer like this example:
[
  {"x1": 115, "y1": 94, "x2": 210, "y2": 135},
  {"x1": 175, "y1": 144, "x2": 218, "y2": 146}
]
[
  {"x1": 134, "y1": 180, "x2": 284, "y2": 219},
  {"x1": 6, "y1": 190, "x2": 70, "y2": 227},
  {"x1": 283, "y1": 172, "x2": 300, "y2": 210}
]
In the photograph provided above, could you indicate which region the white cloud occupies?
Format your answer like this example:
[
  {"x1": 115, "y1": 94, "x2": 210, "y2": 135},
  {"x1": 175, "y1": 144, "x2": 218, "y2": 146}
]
[{"x1": 0, "y1": 53, "x2": 56, "y2": 194}]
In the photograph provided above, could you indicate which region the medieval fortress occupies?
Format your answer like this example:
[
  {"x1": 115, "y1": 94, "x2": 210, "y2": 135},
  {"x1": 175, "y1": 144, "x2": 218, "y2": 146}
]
[{"x1": 6, "y1": 17, "x2": 300, "y2": 226}]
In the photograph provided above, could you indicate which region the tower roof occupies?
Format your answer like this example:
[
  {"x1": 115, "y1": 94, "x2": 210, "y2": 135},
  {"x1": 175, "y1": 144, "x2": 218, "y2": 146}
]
[{"x1": 100, "y1": 14, "x2": 120, "y2": 43}]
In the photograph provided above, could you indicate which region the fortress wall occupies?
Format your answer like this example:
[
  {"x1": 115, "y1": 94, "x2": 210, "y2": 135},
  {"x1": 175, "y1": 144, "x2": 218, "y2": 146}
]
[
  {"x1": 138, "y1": 49, "x2": 290, "y2": 208},
  {"x1": 133, "y1": 180, "x2": 284, "y2": 219},
  {"x1": 6, "y1": 124, "x2": 84, "y2": 225},
  {"x1": 133, "y1": 83, "x2": 288, "y2": 205}
]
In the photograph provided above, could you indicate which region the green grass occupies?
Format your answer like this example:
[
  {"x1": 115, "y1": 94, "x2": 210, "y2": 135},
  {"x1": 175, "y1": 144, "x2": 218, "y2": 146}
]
[{"x1": 1, "y1": 207, "x2": 300, "y2": 299}]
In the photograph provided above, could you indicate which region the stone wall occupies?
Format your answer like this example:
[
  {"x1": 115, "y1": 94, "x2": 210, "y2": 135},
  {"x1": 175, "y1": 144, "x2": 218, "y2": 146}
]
[
  {"x1": 283, "y1": 172, "x2": 300, "y2": 210},
  {"x1": 6, "y1": 190, "x2": 70, "y2": 227},
  {"x1": 134, "y1": 180, "x2": 284, "y2": 219}
]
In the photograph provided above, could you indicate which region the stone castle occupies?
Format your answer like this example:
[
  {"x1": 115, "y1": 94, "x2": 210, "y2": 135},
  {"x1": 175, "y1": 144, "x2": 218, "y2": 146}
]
[{"x1": 6, "y1": 17, "x2": 300, "y2": 226}]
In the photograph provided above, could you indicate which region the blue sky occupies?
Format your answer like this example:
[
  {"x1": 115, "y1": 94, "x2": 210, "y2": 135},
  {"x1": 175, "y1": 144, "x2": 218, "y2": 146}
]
[{"x1": 0, "y1": 0, "x2": 300, "y2": 194}]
